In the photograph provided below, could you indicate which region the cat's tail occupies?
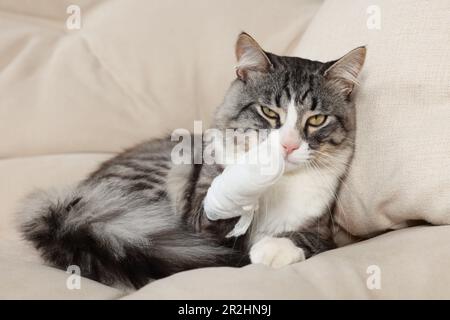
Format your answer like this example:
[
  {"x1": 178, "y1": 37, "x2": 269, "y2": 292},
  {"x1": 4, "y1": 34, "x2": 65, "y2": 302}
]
[{"x1": 18, "y1": 186, "x2": 246, "y2": 289}]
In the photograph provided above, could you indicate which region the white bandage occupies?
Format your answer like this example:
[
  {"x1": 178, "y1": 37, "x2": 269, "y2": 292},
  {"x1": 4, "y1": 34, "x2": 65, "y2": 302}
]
[{"x1": 204, "y1": 131, "x2": 285, "y2": 237}]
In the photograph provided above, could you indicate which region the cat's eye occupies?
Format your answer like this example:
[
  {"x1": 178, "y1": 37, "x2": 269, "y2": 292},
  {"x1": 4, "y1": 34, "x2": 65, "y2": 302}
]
[
  {"x1": 307, "y1": 114, "x2": 328, "y2": 127},
  {"x1": 260, "y1": 106, "x2": 279, "y2": 119}
]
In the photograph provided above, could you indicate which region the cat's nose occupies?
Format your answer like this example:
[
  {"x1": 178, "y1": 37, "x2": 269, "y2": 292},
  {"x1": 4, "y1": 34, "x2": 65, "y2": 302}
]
[{"x1": 282, "y1": 143, "x2": 300, "y2": 155}]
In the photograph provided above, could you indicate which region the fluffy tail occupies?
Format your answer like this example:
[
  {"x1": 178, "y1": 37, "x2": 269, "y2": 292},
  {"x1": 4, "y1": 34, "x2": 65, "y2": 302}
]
[{"x1": 18, "y1": 187, "x2": 246, "y2": 289}]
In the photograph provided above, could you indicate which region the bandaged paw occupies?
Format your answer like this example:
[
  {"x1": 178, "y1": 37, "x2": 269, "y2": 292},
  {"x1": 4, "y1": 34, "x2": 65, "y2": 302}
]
[
  {"x1": 204, "y1": 131, "x2": 285, "y2": 237},
  {"x1": 250, "y1": 236, "x2": 305, "y2": 268}
]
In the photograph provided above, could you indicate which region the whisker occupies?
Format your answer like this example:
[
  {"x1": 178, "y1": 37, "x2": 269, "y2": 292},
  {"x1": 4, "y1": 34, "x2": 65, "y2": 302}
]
[
  {"x1": 312, "y1": 157, "x2": 362, "y2": 235},
  {"x1": 312, "y1": 150, "x2": 352, "y2": 167},
  {"x1": 308, "y1": 160, "x2": 340, "y2": 234}
]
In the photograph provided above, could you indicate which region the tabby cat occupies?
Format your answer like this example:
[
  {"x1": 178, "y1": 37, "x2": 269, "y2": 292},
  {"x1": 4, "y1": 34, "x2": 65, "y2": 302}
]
[{"x1": 19, "y1": 33, "x2": 365, "y2": 289}]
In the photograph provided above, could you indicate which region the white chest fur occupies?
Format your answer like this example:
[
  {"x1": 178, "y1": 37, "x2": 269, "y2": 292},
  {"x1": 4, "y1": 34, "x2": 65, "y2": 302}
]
[{"x1": 250, "y1": 166, "x2": 339, "y2": 243}]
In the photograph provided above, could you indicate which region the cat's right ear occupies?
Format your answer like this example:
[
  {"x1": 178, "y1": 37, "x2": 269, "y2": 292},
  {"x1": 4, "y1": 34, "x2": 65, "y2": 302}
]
[
  {"x1": 235, "y1": 32, "x2": 272, "y2": 81},
  {"x1": 323, "y1": 46, "x2": 366, "y2": 96}
]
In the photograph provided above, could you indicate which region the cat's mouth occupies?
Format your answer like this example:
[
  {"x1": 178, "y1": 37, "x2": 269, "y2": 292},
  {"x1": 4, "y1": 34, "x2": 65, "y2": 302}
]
[
  {"x1": 285, "y1": 157, "x2": 310, "y2": 166},
  {"x1": 281, "y1": 144, "x2": 311, "y2": 169},
  {"x1": 283, "y1": 155, "x2": 311, "y2": 172}
]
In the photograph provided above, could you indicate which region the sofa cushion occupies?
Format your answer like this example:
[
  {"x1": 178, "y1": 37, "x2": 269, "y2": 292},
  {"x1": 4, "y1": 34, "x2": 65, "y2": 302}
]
[
  {"x1": 0, "y1": 257, "x2": 124, "y2": 299},
  {"x1": 292, "y1": 0, "x2": 450, "y2": 237},
  {"x1": 0, "y1": 0, "x2": 322, "y2": 158},
  {"x1": 124, "y1": 225, "x2": 450, "y2": 299}
]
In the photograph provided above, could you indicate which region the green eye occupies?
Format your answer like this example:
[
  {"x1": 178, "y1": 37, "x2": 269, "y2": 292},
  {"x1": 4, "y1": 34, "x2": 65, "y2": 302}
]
[
  {"x1": 261, "y1": 106, "x2": 279, "y2": 119},
  {"x1": 307, "y1": 114, "x2": 328, "y2": 127}
]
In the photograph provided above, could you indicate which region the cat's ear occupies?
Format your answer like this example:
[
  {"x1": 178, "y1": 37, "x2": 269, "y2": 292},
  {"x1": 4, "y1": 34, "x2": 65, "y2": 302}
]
[
  {"x1": 323, "y1": 46, "x2": 366, "y2": 96},
  {"x1": 235, "y1": 32, "x2": 272, "y2": 81}
]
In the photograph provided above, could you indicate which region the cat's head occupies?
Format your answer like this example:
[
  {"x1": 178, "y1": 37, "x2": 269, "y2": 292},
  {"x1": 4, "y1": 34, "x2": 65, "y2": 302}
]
[{"x1": 214, "y1": 33, "x2": 366, "y2": 172}]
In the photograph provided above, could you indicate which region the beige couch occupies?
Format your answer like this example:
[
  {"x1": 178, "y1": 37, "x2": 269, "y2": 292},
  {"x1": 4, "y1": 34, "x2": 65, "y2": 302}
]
[{"x1": 1, "y1": 0, "x2": 449, "y2": 299}]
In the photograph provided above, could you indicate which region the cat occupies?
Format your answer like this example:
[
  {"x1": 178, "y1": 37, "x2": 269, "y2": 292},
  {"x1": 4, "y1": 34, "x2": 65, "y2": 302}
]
[{"x1": 18, "y1": 33, "x2": 365, "y2": 289}]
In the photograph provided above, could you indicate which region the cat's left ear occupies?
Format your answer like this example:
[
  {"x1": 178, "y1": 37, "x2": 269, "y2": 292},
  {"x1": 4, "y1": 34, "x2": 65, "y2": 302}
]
[
  {"x1": 323, "y1": 46, "x2": 366, "y2": 96},
  {"x1": 235, "y1": 32, "x2": 272, "y2": 81}
]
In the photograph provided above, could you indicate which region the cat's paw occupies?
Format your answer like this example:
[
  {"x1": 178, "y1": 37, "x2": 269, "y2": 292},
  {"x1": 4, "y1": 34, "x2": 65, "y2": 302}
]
[{"x1": 249, "y1": 236, "x2": 305, "y2": 268}]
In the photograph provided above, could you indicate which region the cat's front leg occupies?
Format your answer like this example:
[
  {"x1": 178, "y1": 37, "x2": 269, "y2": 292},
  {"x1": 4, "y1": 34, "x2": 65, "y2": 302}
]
[
  {"x1": 203, "y1": 131, "x2": 285, "y2": 234},
  {"x1": 249, "y1": 232, "x2": 335, "y2": 268}
]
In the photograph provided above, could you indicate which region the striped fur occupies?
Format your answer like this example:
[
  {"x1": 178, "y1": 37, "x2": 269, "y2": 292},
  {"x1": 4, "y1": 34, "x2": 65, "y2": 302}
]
[
  {"x1": 19, "y1": 34, "x2": 364, "y2": 288},
  {"x1": 19, "y1": 140, "x2": 248, "y2": 288}
]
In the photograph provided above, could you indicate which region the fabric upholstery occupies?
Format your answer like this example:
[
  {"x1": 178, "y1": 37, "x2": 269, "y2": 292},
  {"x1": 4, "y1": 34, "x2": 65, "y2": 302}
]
[
  {"x1": 1, "y1": 0, "x2": 449, "y2": 299},
  {"x1": 0, "y1": 0, "x2": 321, "y2": 158},
  {"x1": 125, "y1": 226, "x2": 450, "y2": 300}
]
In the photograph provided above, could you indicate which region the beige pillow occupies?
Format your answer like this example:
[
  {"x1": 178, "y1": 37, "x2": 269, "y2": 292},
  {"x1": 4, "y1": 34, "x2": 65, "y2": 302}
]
[
  {"x1": 293, "y1": 0, "x2": 450, "y2": 238},
  {"x1": 0, "y1": 0, "x2": 321, "y2": 158},
  {"x1": 125, "y1": 226, "x2": 450, "y2": 299}
]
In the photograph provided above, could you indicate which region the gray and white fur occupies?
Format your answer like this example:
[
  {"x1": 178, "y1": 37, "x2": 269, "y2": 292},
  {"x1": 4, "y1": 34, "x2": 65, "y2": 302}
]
[{"x1": 18, "y1": 33, "x2": 366, "y2": 289}]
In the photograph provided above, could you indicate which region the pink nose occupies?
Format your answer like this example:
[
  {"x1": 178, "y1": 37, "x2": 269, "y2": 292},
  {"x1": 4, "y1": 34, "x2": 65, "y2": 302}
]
[{"x1": 282, "y1": 143, "x2": 300, "y2": 155}]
